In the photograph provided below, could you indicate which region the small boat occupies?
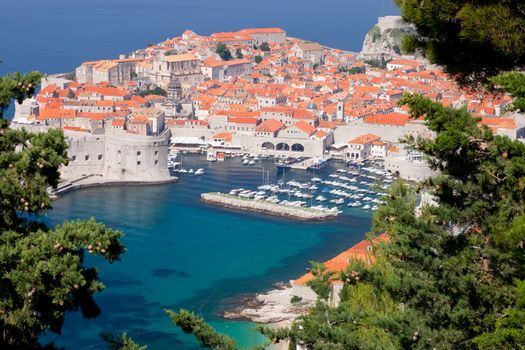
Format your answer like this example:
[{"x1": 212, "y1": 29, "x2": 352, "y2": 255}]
[
  {"x1": 195, "y1": 168, "x2": 204, "y2": 175},
  {"x1": 362, "y1": 204, "x2": 371, "y2": 210},
  {"x1": 335, "y1": 198, "x2": 345, "y2": 205},
  {"x1": 311, "y1": 177, "x2": 322, "y2": 183},
  {"x1": 179, "y1": 169, "x2": 188, "y2": 174},
  {"x1": 243, "y1": 159, "x2": 250, "y2": 165},
  {"x1": 188, "y1": 169, "x2": 194, "y2": 174},
  {"x1": 248, "y1": 160, "x2": 256, "y2": 165},
  {"x1": 316, "y1": 195, "x2": 327, "y2": 202}
]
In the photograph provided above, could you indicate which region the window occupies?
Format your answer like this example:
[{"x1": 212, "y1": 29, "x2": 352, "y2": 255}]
[
  {"x1": 155, "y1": 160, "x2": 158, "y2": 165},
  {"x1": 118, "y1": 150, "x2": 121, "y2": 154},
  {"x1": 155, "y1": 150, "x2": 158, "y2": 155},
  {"x1": 70, "y1": 155, "x2": 76, "y2": 161},
  {"x1": 137, "y1": 151, "x2": 141, "y2": 156},
  {"x1": 98, "y1": 154, "x2": 103, "y2": 160},
  {"x1": 137, "y1": 161, "x2": 141, "y2": 165},
  {"x1": 85, "y1": 155, "x2": 89, "y2": 161}
]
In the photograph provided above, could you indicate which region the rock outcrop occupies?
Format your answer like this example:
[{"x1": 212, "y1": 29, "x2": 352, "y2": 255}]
[{"x1": 361, "y1": 16, "x2": 415, "y2": 58}]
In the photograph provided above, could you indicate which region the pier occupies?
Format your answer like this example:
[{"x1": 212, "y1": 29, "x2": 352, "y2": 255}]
[{"x1": 201, "y1": 192, "x2": 338, "y2": 221}]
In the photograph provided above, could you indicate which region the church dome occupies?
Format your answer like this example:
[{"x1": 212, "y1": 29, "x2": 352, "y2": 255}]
[{"x1": 307, "y1": 102, "x2": 317, "y2": 110}]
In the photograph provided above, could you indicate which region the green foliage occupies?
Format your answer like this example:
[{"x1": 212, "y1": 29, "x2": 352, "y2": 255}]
[
  {"x1": 369, "y1": 25, "x2": 382, "y2": 43},
  {"x1": 395, "y1": 0, "x2": 525, "y2": 84},
  {"x1": 254, "y1": 55, "x2": 263, "y2": 64},
  {"x1": 0, "y1": 71, "x2": 42, "y2": 119},
  {"x1": 290, "y1": 295, "x2": 302, "y2": 305},
  {"x1": 101, "y1": 332, "x2": 148, "y2": 350},
  {"x1": 338, "y1": 66, "x2": 364, "y2": 74},
  {"x1": 259, "y1": 42, "x2": 270, "y2": 52},
  {"x1": 364, "y1": 57, "x2": 389, "y2": 69},
  {"x1": 235, "y1": 48, "x2": 243, "y2": 59},
  {"x1": 491, "y1": 72, "x2": 525, "y2": 112},
  {"x1": 0, "y1": 73, "x2": 126, "y2": 348},
  {"x1": 166, "y1": 309, "x2": 237, "y2": 350},
  {"x1": 136, "y1": 86, "x2": 166, "y2": 97},
  {"x1": 216, "y1": 43, "x2": 232, "y2": 61}
]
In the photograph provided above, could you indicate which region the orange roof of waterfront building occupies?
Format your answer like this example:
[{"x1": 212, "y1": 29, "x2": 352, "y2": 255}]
[
  {"x1": 349, "y1": 133, "x2": 381, "y2": 145},
  {"x1": 256, "y1": 119, "x2": 285, "y2": 133},
  {"x1": 293, "y1": 234, "x2": 389, "y2": 286}
]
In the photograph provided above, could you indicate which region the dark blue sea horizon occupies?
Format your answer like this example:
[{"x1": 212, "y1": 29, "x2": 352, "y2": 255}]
[{"x1": 0, "y1": 0, "x2": 398, "y2": 76}]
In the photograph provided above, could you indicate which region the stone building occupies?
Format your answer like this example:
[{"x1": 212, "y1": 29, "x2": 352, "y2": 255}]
[
  {"x1": 76, "y1": 58, "x2": 142, "y2": 85},
  {"x1": 61, "y1": 128, "x2": 172, "y2": 183},
  {"x1": 238, "y1": 28, "x2": 287, "y2": 45},
  {"x1": 291, "y1": 42, "x2": 324, "y2": 65},
  {"x1": 151, "y1": 53, "x2": 202, "y2": 86}
]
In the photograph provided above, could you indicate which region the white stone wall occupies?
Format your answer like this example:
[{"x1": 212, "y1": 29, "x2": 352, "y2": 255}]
[
  {"x1": 384, "y1": 156, "x2": 438, "y2": 182},
  {"x1": 61, "y1": 129, "x2": 171, "y2": 182}
]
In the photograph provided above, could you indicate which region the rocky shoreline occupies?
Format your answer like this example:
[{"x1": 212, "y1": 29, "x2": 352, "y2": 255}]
[
  {"x1": 201, "y1": 192, "x2": 338, "y2": 221},
  {"x1": 222, "y1": 282, "x2": 313, "y2": 324}
]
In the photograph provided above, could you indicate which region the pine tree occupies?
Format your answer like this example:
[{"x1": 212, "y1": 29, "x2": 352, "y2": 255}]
[{"x1": 0, "y1": 72, "x2": 126, "y2": 348}]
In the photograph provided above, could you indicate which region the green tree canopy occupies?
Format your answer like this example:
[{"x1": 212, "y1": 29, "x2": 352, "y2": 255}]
[
  {"x1": 259, "y1": 42, "x2": 270, "y2": 52},
  {"x1": 216, "y1": 43, "x2": 232, "y2": 61},
  {"x1": 396, "y1": 0, "x2": 525, "y2": 85},
  {"x1": 0, "y1": 72, "x2": 126, "y2": 348}
]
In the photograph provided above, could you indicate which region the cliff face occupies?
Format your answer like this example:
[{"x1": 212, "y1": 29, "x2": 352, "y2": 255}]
[{"x1": 361, "y1": 16, "x2": 415, "y2": 57}]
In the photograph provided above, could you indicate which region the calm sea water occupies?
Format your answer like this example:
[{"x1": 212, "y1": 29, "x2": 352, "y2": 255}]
[
  {"x1": 0, "y1": 0, "x2": 398, "y2": 76},
  {"x1": 43, "y1": 156, "x2": 374, "y2": 349},
  {"x1": 2, "y1": 1, "x2": 399, "y2": 348},
  {"x1": 43, "y1": 156, "x2": 370, "y2": 349}
]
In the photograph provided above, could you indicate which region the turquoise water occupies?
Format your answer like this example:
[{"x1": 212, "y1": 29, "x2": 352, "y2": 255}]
[{"x1": 44, "y1": 156, "x2": 373, "y2": 349}]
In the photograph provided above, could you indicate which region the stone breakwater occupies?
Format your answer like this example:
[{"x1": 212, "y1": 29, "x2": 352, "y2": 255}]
[{"x1": 201, "y1": 193, "x2": 338, "y2": 221}]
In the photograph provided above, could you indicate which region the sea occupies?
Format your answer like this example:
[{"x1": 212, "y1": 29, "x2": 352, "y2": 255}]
[{"x1": 1, "y1": 1, "x2": 400, "y2": 348}]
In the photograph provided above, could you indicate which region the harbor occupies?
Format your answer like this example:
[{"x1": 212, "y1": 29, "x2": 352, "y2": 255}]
[{"x1": 201, "y1": 192, "x2": 339, "y2": 221}]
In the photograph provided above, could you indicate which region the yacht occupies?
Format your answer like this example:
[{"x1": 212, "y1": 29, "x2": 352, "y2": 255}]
[{"x1": 316, "y1": 195, "x2": 327, "y2": 202}]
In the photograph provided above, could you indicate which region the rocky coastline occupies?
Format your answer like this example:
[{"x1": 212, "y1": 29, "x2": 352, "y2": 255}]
[{"x1": 222, "y1": 282, "x2": 313, "y2": 325}]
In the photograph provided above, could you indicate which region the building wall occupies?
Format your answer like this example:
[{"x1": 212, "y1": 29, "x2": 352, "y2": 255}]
[
  {"x1": 384, "y1": 156, "x2": 438, "y2": 182},
  {"x1": 334, "y1": 120, "x2": 432, "y2": 144},
  {"x1": 61, "y1": 129, "x2": 171, "y2": 182}
]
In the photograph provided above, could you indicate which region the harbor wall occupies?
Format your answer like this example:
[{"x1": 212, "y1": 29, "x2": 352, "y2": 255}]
[{"x1": 201, "y1": 193, "x2": 338, "y2": 221}]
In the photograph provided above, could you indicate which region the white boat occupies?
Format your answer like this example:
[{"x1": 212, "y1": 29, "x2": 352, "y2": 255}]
[
  {"x1": 195, "y1": 168, "x2": 204, "y2": 175},
  {"x1": 311, "y1": 177, "x2": 322, "y2": 183},
  {"x1": 179, "y1": 169, "x2": 188, "y2": 173},
  {"x1": 335, "y1": 198, "x2": 345, "y2": 205},
  {"x1": 248, "y1": 160, "x2": 256, "y2": 165},
  {"x1": 206, "y1": 153, "x2": 217, "y2": 162},
  {"x1": 188, "y1": 169, "x2": 194, "y2": 174},
  {"x1": 362, "y1": 204, "x2": 371, "y2": 210},
  {"x1": 316, "y1": 195, "x2": 327, "y2": 202},
  {"x1": 243, "y1": 159, "x2": 250, "y2": 165}
]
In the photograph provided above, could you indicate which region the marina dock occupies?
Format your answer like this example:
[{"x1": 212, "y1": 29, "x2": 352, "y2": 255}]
[{"x1": 201, "y1": 192, "x2": 339, "y2": 221}]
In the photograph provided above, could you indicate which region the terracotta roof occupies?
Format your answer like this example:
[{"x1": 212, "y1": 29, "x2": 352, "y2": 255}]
[
  {"x1": 293, "y1": 234, "x2": 388, "y2": 286},
  {"x1": 294, "y1": 121, "x2": 317, "y2": 135},
  {"x1": 349, "y1": 133, "x2": 381, "y2": 145},
  {"x1": 256, "y1": 119, "x2": 285, "y2": 133},
  {"x1": 212, "y1": 132, "x2": 233, "y2": 142}
]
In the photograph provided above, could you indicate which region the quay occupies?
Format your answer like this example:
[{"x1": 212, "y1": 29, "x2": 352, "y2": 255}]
[{"x1": 201, "y1": 192, "x2": 338, "y2": 221}]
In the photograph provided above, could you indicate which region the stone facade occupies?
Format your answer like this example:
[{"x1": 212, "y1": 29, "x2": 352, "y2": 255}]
[{"x1": 61, "y1": 129, "x2": 172, "y2": 182}]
